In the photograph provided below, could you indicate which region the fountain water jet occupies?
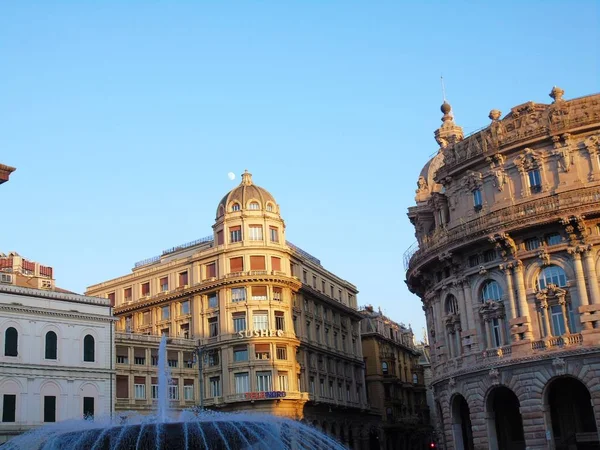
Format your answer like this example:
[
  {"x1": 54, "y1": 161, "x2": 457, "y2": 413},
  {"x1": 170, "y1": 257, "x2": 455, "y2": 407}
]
[{"x1": 4, "y1": 335, "x2": 347, "y2": 450}]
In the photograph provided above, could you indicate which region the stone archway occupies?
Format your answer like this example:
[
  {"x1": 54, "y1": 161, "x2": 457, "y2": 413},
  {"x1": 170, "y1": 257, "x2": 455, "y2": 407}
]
[
  {"x1": 546, "y1": 377, "x2": 599, "y2": 449},
  {"x1": 486, "y1": 386, "x2": 525, "y2": 450},
  {"x1": 451, "y1": 394, "x2": 474, "y2": 450}
]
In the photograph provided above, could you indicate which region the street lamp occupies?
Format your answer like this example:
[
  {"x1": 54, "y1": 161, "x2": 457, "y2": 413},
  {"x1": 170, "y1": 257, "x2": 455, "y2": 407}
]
[{"x1": 191, "y1": 344, "x2": 209, "y2": 410}]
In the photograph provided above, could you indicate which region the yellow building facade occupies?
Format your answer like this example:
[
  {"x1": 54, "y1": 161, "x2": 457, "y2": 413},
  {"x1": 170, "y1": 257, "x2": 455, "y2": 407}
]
[{"x1": 86, "y1": 170, "x2": 372, "y2": 448}]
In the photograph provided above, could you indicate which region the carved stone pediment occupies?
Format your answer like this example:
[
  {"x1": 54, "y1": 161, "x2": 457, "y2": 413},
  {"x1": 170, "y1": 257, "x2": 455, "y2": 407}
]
[
  {"x1": 515, "y1": 147, "x2": 543, "y2": 171},
  {"x1": 462, "y1": 170, "x2": 483, "y2": 191},
  {"x1": 479, "y1": 300, "x2": 505, "y2": 320},
  {"x1": 536, "y1": 284, "x2": 568, "y2": 308}
]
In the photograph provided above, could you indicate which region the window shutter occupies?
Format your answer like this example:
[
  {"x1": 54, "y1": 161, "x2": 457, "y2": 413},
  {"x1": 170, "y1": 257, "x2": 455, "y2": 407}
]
[
  {"x1": 217, "y1": 230, "x2": 224, "y2": 245},
  {"x1": 230, "y1": 257, "x2": 243, "y2": 273},
  {"x1": 255, "y1": 344, "x2": 270, "y2": 352},
  {"x1": 184, "y1": 379, "x2": 194, "y2": 386},
  {"x1": 250, "y1": 256, "x2": 266, "y2": 270},
  {"x1": 271, "y1": 257, "x2": 281, "y2": 272},
  {"x1": 207, "y1": 263, "x2": 216, "y2": 278},
  {"x1": 134, "y1": 376, "x2": 145, "y2": 384},
  {"x1": 252, "y1": 286, "x2": 267, "y2": 297}
]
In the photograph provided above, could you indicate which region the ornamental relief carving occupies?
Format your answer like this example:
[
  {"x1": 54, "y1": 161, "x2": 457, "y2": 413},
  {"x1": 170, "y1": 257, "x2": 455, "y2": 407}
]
[
  {"x1": 462, "y1": 170, "x2": 483, "y2": 191},
  {"x1": 479, "y1": 299, "x2": 505, "y2": 321},
  {"x1": 514, "y1": 147, "x2": 543, "y2": 172},
  {"x1": 486, "y1": 153, "x2": 508, "y2": 191},
  {"x1": 535, "y1": 284, "x2": 568, "y2": 309}
]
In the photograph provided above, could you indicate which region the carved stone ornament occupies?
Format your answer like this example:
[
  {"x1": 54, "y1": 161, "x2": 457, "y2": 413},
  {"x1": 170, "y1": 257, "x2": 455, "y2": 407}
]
[
  {"x1": 448, "y1": 377, "x2": 456, "y2": 389},
  {"x1": 552, "y1": 357, "x2": 566, "y2": 376},
  {"x1": 536, "y1": 284, "x2": 567, "y2": 306},
  {"x1": 552, "y1": 133, "x2": 574, "y2": 172},
  {"x1": 514, "y1": 147, "x2": 542, "y2": 172},
  {"x1": 486, "y1": 153, "x2": 507, "y2": 191},
  {"x1": 538, "y1": 249, "x2": 551, "y2": 266},
  {"x1": 489, "y1": 232, "x2": 518, "y2": 261},
  {"x1": 416, "y1": 176, "x2": 429, "y2": 193},
  {"x1": 489, "y1": 368, "x2": 500, "y2": 386},
  {"x1": 479, "y1": 299, "x2": 506, "y2": 321},
  {"x1": 461, "y1": 170, "x2": 483, "y2": 192}
]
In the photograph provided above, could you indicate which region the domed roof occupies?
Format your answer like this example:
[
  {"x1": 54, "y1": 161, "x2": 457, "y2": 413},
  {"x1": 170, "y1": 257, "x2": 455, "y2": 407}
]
[{"x1": 216, "y1": 170, "x2": 277, "y2": 217}]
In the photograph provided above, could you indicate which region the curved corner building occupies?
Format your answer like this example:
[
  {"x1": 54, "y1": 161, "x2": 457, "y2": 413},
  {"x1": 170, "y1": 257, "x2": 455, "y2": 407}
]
[
  {"x1": 405, "y1": 88, "x2": 600, "y2": 450},
  {"x1": 87, "y1": 170, "x2": 370, "y2": 448}
]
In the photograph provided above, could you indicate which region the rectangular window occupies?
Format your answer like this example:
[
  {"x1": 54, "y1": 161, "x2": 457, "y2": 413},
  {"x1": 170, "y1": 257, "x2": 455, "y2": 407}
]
[
  {"x1": 551, "y1": 305, "x2": 566, "y2": 336},
  {"x1": 229, "y1": 257, "x2": 243, "y2": 273},
  {"x1": 2, "y1": 394, "x2": 16, "y2": 422},
  {"x1": 251, "y1": 286, "x2": 268, "y2": 300},
  {"x1": 208, "y1": 293, "x2": 218, "y2": 308},
  {"x1": 161, "y1": 305, "x2": 170, "y2": 320},
  {"x1": 178, "y1": 271, "x2": 188, "y2": 287},
  {"x1": 320, "y1": 379, "x2": 325, "y2": 396},
  {"x1": 312, "y1": 275, "x2": 317, "y2": 288},
  {"x1": 278, "y1": 372, "x2": 289, "y2": 391},
  {"x1": 44, "y1": 396, "x2": 56, "y2": 422},
  {"x1": 180, "y1": 301, "x2": 190, "y2": 315},
  {"x1": 275, "y1": 311, "x2": 285, "y2": 331},
  {"x1": 329, "y1": 381, "x2": 334, "y2": 398},
  {"x1": 160, "y1": 277, "x2": 169, "y2": 292},
  {"x1": 269, "y1": 227, "x2": 279, "y2": 242},
  {"x1": 107, "y1": 292, "x2": 115, "y2": 306},
  {"x1": 168, "y1": 359, "x2": 178, "y2": 368},
  {"x1": 83, "y1": 397, "x2": 94, "y2": 419},
  {"x1": 124, "y1": 287, "x2": 132, "y2": 302},
  {"x1": 253, "y1": 311, "x2": 268, "y2": 330},
  {"x1": 208, "y1": 352, "x2": 219, "y2": 367},
  {"x1": 310, "y1": 377, "x2": 315, "y2": 394},
  {"x1": 276, "y1": 346, "x2": 287, "y2": 360},
  {"x1": 151, "y1": 378, "x2": 159, "y2": 399},
  {"x1": 255, "y1": 343, "x2": 270, "y2": 360},
  {"x1": 492, "y1": 318, "x2": 501, "y2": 347},
  {"x1": 231, "y1": 287, "x2": 246, "y2": 302},
  {"x1": 271, "y1": 257, "x2": 281, "y2": 272},
  {"x1": 249, "y1": 225, "x2": 263, "y2": 241},
  {"x1": 141, "y1": 282, "x2": 150, "y2": 296},
  {"x1": 208, "y1": 317, "x2": 219, "y2": 337},
  {"x1": 546, "y1": 233, "x2": 562, "y2": 246},
  {"x1": 210, "y1": 377, "x2": 221, "y2": 397},
  {"x1": 134, "y1": 382, "x2": 146, "y2": 399},
  {"x1": 217, "y1": 230, "x2": 224, "y2": 245},
  {"x1": 303, "y1": 271, "x2": 307, "y2": 283},
  {"x1": 256, "y1": 371, "x2": 272, "y2": 392},
  {"x1": 168, "y1": 384, "x2": 179, "y2": 401},
  {"x1": 230, "y1": 226, "x2": 242, "y2": 243},
  {"x1": 528, "y1": 169, "x2": 542, "y2": 192},
  {"x1": 250, "y1": 256, "x2": 266, "y2": 271},
  {"x1": 272, "y1": 287, "x2": 282, "y2": 301},
  {"x1": 233, "y1": 346, "x2": 248, "y2": 362},
  {"x1": 321, "y1": 280, "x2": 326, "y2": 292},
  {"x1": 235, "y1": 372, "x2": 250, "y2": 394},
  {"x1": 525, "y1": 237, "x2": 540, "y2": 251},
  {"x1": 484, "y1": 250, "x2": 496, "y2": 263},
  {"x1": 469, "y1": 255, "x2": 480, "y2": 267},
  {"x1": 206, "y1": 263, "x2": 216, "y2": 279},
  {"x1": 473, "y1": 189, "x2": 482, "y2": 210},
  {"x1": 233, "y1": 312, "x2": 247, "y2": 332},
  {"x1": 143, "y1": 311, "x2": 151, "y2": 325},
  {"x1": 338, "y1": 383, "x2": 343, "y2": 400},
  {"x1": 184, "y1": 385, "x2": 194, "y2": 401}
]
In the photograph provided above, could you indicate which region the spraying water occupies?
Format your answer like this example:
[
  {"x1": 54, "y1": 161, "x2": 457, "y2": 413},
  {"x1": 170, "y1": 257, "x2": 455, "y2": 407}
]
[{"x1": 3, "y1": 335, "x2": 347, "y2": 450}]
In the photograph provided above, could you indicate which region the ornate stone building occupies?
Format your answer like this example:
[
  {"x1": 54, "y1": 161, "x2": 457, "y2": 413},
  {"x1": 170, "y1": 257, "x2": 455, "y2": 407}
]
[
  {"x1": 359, "y1": 306, "x2": 432, "y2": 449},
  {"x1": 405, "y1": 88, "x2": 600, "y2": 450},
  {"x1": 86, "y1": 171, "x2": 371, "y2": 448}
]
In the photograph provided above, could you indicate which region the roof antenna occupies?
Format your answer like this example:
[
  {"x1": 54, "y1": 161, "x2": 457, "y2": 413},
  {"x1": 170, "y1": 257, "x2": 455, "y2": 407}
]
[{"x1": 440, "y1": 75, "x2": 447, "y2": 102}]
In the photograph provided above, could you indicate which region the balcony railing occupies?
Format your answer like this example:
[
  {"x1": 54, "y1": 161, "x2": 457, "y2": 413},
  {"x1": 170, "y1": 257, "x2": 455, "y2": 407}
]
[{"x1": 407, "y1": 186, "x2": 600, "y2": 271}]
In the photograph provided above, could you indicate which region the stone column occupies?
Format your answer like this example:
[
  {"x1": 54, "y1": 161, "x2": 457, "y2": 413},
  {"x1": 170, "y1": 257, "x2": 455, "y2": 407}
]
[
  {"x1": 541, "y1": 306, "x2": 552, "y2": 337},
  {"x1": 499, "y1": 319, "x2": 507, "y2": 346},
  {"x1": 484, "y1": 319, "x2": 492, "y2": 349},
  {"x1": 513, "y1": 262, "x2": 532, "y2": 339},
  {"x1": 501, "y1": 264, "x2": 518, "y2": 320},
  {"x1": 560, "y1": 301, "x2": 571, "y2": 334},
  {"x1": 583, "y1": 248, "x2": 600, "y2": 305},
  {"x1": 455, "y1": 328, "x2": 462, "y2": 357},
  {"x1": 446, "y1": 329, "x2": 454, "y2": 359},
  {"x1": 569, "y1": 248, "x2": 590, "y2": 306},
  {"x1": 462, "y1": 280, "x2": 475, "y2": 330}
]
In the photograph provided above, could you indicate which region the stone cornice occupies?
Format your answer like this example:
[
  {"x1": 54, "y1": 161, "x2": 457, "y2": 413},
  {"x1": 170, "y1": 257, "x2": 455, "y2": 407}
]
[
  {"x1": 0, "y1": 304, "x2": 118, "y2": 323},
  {"x1": 431, "y1": 346, "x2": 600, "y2": 386},
  {"x1": 0, "y1": 284, "x2": 110, "y2": 307},
  {"x1": 300, "y1": 285, "x2": 363, "y2": 320},
  {"x1": 114, "y1": 272, "x2": 303, "y2": 314},
  {"x1": 0, "y1": 364, "x2": 114, "y2": 375}
]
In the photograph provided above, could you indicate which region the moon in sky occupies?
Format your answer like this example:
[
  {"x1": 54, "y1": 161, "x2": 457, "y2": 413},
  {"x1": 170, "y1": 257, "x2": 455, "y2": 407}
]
[{"x1": 228, "y1": 172, "x2": 235, "y2": 181}]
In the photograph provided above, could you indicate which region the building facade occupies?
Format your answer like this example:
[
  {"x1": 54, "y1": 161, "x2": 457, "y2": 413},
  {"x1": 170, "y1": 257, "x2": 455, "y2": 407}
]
[
  {"x1": 0, "y1": 256, "x2": 115, "y2": 444},
  {"x1": 405, "y1": 88, "x2": 600, "y2": 450},
  {"x1": 86, "y1": 170, "x2": 372, "y2": 448},
  {"x1": 359, "y1": 305, "x2": 431, "y2": 449}
]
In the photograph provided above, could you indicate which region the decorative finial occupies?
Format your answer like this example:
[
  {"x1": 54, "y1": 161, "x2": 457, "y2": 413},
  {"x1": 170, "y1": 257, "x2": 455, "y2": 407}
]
[
  {"x1": 550, "y1": 86, "x2": 565, "y2": 103},
  {"x1": 441, "y1": 101, "x2": 453, "y2": 122},
  {"x1": 241, "y1": 170, "x2": 253, "y2": 186},
  {"x1": 489, "y1": 110, "x2": 502, "y2": 121}
]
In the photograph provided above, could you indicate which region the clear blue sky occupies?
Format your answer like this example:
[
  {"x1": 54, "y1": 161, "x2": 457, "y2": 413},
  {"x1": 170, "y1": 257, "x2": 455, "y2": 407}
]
[{"x1": 1, "y1": 1, "x2": 598, "y2": 337}]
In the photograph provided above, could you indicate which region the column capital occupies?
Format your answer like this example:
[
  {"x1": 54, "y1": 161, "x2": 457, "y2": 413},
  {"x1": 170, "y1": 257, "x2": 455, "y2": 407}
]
[
  {"x1": 499, "y1": 262, "x2": 515, "y2": 272},
  {"x1": 567, "y1": 245, "x2": 588, "y2": 257}
]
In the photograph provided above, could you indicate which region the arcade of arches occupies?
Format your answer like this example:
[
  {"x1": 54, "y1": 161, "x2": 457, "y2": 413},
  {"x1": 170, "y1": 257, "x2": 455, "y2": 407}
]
[{"x1": 447, "y1": 377, "x2": 598, "y2": 450}]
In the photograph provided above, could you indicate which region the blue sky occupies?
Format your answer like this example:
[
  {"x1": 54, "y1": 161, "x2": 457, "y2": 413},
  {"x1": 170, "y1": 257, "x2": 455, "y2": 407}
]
[{"x1": 1, "y1": 1, "x2": 598, "y2": 337}]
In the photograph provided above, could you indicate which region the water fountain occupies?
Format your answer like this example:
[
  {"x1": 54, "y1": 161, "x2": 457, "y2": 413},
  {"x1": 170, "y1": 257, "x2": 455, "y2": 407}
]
[{"x1": 4, "y1": 336, "x2": 347, "y2": 449}]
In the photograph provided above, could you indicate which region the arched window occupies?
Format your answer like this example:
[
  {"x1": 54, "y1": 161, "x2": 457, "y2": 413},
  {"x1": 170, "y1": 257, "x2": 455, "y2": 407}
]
[
  {"x1": 83, "y1": 335, "x2": 95, "y2": 362},
  {"x1": 481, "y1": 280, "x2": 503, "y2": 303},
  {"x1": 45, "y1": 331, "x2": 57, "y2": 360},
  {"x1": 266, "y1": 203, "x2": 274, "y2": 212},
  {"x1": 537, "y1": 265, "x2": 567, "y2": 290},
  {"x1": 4, "y1": 327, "x2": 18, "y2": 357},
  {"x1": 249, "y1": 202, "x2": 260, "y2": 210},
  {"x1": 412, "y1": 373, "x2": 419, "y2": 384},
  {"x1": 382, "y1": 361, "x2": 388, "y2": 375},
  {"x1": 231, "y1": 203, "x2": 240, "y2": 212},
  {"x1": 445, "y1": 295, "x2": 458, "y2": 315}
]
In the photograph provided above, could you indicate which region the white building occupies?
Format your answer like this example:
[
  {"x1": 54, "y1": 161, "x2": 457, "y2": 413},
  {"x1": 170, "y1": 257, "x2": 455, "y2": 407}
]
[{"x1": 0, "y1": 284, "x2": 115, "y2": 444}]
